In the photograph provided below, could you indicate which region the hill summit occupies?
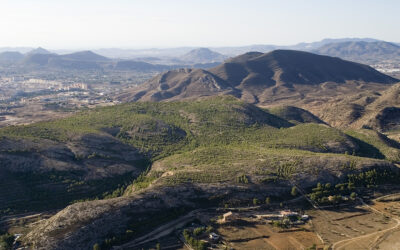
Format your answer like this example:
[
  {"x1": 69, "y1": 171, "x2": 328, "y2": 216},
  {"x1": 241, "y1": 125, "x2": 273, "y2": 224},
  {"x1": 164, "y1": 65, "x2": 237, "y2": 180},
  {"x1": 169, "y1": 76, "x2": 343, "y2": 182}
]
[
  {"x1": 60, "y1": 50, "x2": 111, "y2": 62},
  {"x1": 120, "y1": 50, "x2": 397, "y2": 102},
  {"x1": 180, "y1": 48, "x2": 227, "y2": 63},
  {"x1": 27, "y1": 47, "x2": 52, "y2": 55}
]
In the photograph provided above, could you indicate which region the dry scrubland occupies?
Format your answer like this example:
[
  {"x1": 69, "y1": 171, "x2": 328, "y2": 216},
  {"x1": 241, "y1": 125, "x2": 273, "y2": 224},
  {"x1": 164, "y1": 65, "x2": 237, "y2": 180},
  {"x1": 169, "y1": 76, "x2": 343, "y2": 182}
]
[
  {"x1": 217, "y1": 218, "x2": 322, "y2": 250},
  {"x1": 0, "y1": 96, "x2": 399, "y2": 249}
]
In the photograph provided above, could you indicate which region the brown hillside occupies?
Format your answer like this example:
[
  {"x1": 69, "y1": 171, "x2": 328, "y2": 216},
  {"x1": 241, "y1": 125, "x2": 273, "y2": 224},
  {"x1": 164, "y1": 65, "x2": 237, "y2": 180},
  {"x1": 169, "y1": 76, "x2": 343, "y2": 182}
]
[{"x1": 119, "y1": 50, "x2": 397, "y2": 103}]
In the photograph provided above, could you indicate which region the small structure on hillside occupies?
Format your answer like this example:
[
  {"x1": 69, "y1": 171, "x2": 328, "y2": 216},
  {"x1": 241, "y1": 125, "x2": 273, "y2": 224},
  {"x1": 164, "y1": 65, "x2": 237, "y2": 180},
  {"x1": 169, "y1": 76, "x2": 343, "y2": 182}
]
[
  {"x1": 221, "y1": 211, "x2": 239, "y2": 223},
  {"x1": 280, "y1": 210, "x2": 299, "y2": 217},
  {"x1": 209, "y1": 232, "x2": 220, "y2": 241},
  {"x1": 301, "y1": 215, "x2": 309, "y2": 221},
  {"x1": 256, "y1": 210, "x2": 309, "y2": 225}
]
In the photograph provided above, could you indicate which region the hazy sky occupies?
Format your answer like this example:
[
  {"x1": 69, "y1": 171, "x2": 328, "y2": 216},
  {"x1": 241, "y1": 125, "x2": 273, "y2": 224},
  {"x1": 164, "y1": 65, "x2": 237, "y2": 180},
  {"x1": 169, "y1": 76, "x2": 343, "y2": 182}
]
[{"x1": 0, "y1": 0, "x2": 399, "y2": 49}]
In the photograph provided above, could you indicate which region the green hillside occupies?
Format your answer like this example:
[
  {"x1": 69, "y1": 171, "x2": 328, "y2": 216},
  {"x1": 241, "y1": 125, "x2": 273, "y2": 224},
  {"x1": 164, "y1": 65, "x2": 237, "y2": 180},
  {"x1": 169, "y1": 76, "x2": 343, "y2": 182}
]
[
  {"x1": 1, "y1": 96, "x2": 399, "y2": 216},
  {"x1": 0, "y1": 96, "x2": 357, "y2": 158},
  {"x1": 2, "y1": 96, "x2": 398, "y2": 249}
]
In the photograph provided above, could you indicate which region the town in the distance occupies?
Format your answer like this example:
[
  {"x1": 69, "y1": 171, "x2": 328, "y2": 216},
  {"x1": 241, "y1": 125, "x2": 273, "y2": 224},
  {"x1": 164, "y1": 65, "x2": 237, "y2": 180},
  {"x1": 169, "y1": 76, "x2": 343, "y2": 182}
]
[{"x1": 1, "y1": 38, "x2": 399, "y2": 128}]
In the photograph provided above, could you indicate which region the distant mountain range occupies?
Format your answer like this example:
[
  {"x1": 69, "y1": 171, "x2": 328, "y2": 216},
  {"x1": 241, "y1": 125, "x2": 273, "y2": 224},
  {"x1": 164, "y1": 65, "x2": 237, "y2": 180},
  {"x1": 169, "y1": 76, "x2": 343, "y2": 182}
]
[
  {"x1": 113, "y1": 60, "x2": 170, "y2": 71},
  {"x1": 0, "y1": 38, "x2": 385, "y2": 57},
  {"x1": 0, "y1": 47, "x2": 110, "y2": 67},
  {"x1": 0, "y1": 47, "x2": 226, "y2": 71},
  {"x1": 0, "y1": 47, "x2": 34, "y2": 54},
  {"x1": 21, "y1": 50, "x2": 111, "y2": 70},
  {"x1": 288, "y1": 38, "x2": 381, "y2": 51},
  {"x1": 212, "y1": 38, "x2": 383, "y2": 55},
  {"x1": 0, "y1": 51, "x2": 24, "y2": 63},
  {"x1": 312, "y1": 41, "x2": 400, "y2": 64},
  {"x1": 119, "y1": 50, "x2": 397, "y2": 102},
  {"x1": 1, "y1": 38, "x2": 400, "y2": 72},
  {"x1": 91, "y1": 38, "x2": 384, "y2": 58}
]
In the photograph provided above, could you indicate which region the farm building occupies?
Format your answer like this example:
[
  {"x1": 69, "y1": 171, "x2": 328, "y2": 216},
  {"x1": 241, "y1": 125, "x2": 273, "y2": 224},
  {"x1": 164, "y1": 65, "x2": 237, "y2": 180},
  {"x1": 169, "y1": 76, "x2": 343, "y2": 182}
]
[{"x1": 221, "y1": 211, "x2": 239, "y2": 223}]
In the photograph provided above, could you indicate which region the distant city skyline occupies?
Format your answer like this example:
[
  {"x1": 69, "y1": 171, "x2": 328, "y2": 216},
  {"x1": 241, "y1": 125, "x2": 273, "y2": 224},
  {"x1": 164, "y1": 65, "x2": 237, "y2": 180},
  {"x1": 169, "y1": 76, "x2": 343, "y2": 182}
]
[{"x1": 1, "y1": 0, "x2": 399, "y2": 49}]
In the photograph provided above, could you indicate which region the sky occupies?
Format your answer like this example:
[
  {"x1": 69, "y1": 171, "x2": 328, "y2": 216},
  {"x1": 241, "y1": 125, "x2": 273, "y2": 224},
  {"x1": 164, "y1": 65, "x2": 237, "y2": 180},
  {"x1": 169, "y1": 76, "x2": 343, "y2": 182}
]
[{"x1": 0, "y1": 0, "x2": 399, "y2": 49}]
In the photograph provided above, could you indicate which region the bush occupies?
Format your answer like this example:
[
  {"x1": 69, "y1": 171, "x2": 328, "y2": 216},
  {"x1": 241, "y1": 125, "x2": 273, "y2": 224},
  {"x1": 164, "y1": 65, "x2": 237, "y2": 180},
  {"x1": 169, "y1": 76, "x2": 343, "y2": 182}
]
[
  {"x1": 307, "y1": 244, "x2": 317, "y2": 250},
  {"x1": 0, "y1": 233, "x2": 14, "y2": 250},
  {"x1": 193, "y1": 227, "x2": 205, "y2": 237},
  {"x1": 183, "y1": 229, "x2": 207, "y2": 250},
  {"x1": 236, "y1": 174, "x2": 249, "y2": 184},
  {"x1": 291, "y1": 186, "x2": 298, "y2": 196},
  {"x1": 253, "y1": 198, "x2": 259, "y2": 206},
  {"x1": 93, "y1": 243, "x2": 101, "y2": 250}
]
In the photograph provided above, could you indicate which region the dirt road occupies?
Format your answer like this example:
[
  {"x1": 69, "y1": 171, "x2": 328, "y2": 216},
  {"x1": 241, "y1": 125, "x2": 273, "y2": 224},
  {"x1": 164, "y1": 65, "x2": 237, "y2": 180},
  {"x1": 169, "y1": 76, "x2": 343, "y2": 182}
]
[
  {"x1": 332, "y1": 197, "x2": 400, "y2": 250},
  {"x1": 113, "y1": 209, "x2": 202, "y2": 249}
]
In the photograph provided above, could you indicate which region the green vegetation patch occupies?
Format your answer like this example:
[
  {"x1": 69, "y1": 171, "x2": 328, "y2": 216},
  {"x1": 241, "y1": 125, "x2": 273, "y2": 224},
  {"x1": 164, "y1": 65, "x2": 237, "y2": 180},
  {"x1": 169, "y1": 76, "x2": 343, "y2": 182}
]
[
  {"x1": 1, "y1": 96, "x2": 400, "y2": 216},
  {"x1": 0, "y1": 97, "x2": 356, "y2": 161},
  {"x1": 152, "y1": 145, "x2": 379, "y2": 186},
  {"x1": 346, "y1": 129, "x2": 400, "y2": 162}
]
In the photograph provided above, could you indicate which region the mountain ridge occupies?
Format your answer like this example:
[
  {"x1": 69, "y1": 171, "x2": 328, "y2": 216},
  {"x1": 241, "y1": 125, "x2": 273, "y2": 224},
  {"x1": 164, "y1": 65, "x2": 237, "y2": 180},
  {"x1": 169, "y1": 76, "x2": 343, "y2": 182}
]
[
  {"x1": 21, "y1": 50, "x2": 111, "y2": 69},
  {"x1": 313, "y1": 41, "x2": 400, "y2": 63},
  {"x1": 0, "y1": 51, "x2": 24, "y2": 62},
  {"x1": 120, "y1": 50, "x2": 397, "y2": 102}
]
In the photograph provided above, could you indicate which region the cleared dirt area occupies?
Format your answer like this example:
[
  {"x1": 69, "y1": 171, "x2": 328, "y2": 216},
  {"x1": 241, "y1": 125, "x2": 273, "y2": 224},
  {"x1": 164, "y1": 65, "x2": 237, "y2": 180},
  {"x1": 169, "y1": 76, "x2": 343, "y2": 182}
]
[
  {"x1": 370, "y1": 198, "x2": 400, "y2": 250},
  {"x1": 216, "y1": 218, "x2": 322, "y2": 250},
  {"x1": 374, "y1": 230, "x2": 400, "y2": 250},
  {"x1": 309, "y1": 205, "x2": 397, "y2": 249}
]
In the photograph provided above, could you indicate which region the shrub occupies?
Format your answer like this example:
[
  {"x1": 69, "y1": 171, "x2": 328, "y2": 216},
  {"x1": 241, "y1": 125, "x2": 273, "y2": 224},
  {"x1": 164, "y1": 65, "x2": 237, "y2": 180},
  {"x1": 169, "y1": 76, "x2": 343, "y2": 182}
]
[
  {"x1": 236, "y1": 174, "x2": 249, "y2": 184},
  {"x1": 93, "y1": 243, "x2": 101, "y2": 250},
  {"x1": 253, "y1": 198, "x2": 259, "y2": 206},
  {"x1": 291, "y1": 186, "x2": 298, "y2": 196},
  {"x1": 193, "y1": 227, "x2": 205, "y2": 237},
  {"x1": 0, "y1": 233, "x2": 14, "y2": 250}
]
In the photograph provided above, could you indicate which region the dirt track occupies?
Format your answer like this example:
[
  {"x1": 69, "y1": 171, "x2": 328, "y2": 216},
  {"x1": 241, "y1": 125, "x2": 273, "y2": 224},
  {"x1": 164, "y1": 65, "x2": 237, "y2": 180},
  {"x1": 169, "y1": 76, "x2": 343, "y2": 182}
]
[
  {"x1": 332, "y1": 197, "x2": 400, "y2": 250},
  {"x1": 113, "y1": 209, "x2": 201, "y2": 249}
]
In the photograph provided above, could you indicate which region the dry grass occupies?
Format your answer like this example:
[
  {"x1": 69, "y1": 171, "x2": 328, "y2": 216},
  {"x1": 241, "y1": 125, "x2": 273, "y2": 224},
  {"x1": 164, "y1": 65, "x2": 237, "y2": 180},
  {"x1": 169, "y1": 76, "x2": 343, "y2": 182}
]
[{"x1": 217, "y1": 218, "x2": 322, "y2": 250}]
